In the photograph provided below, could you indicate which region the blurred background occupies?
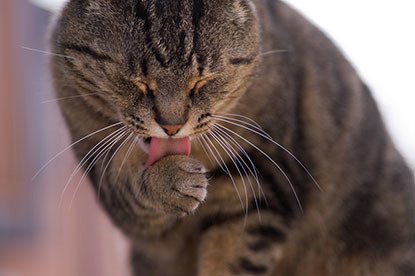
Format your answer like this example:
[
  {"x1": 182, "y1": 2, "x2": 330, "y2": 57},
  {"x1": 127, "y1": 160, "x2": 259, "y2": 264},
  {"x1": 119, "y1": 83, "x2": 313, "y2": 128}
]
[{"x1": 0, "y1": 0, "x2": 414, "y2": 275}]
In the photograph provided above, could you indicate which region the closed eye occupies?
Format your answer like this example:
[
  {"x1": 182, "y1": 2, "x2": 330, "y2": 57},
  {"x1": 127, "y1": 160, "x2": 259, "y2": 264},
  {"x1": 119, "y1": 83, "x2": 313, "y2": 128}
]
[
  {"x1": 135, "y1": 80, "x2": 149, "y2": 94},
  {"x1": 189, "y1": 74, "x2": 216, "y2": 96},
  {"x1": 133, "y1": 78, "x2": 157, "y2": 95}
]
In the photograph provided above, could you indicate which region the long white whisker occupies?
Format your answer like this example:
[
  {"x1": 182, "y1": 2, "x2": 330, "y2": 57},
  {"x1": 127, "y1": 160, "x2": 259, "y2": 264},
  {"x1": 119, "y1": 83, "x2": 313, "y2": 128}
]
[
  {"x1": 215, "y1": 123, "x2": 303, "y2": 212},
  {"x1": 100, "y1": 135, "x2": 118, "y2": 170},
  {"x1": 68, "y1": 130, "x2": 128, "y2": 209},
  {"x1": 20, "y1": 46, "x2": 75, "y2": 59},
  {"x1": 41, "y1": 93, "x2": 101, "y2": 104},
  {"x1": 260, "y1": 49, "x2": 288, "y2": 56},
  {"x1": 212, "y1": 126, "x2": 266, "y2": 208},
  {"x1": 214, "y1": 114, "x2": 272, "y2": 139},
  {"x1": 59, "y1": 127, "x2": 126, "y2": 207},
  {"x1": 32, "y1": 122, "x2": 123, "y2": 180},
  {"x1": 201, "y1": 134, "x2": 245, "y2": 212},
  {"x1": 221, "y1": 113, "x2": 263, "y2": 128},
  {"x1": 196, "y1": 137, "x2": 215, "y2": 167},
  {"x1": 200, "y1": 135, "x2": 227, "y2": 175},
  {"x1": 63, "y1": 127, "x2": 126, "y2": 192},
  {"x1": 97, "y1": 132, "x2": 134, "y2": 197},
  {"x1": 213, "y1": 116, "x2": 321, "y2": 191},
  {"x1": 208, "y1": 131, "x2": 250, "y2": 219},
  {"x1": 213, "y1": 125, "x2": 262, "y2": 187},
  {"x1": 115, "y1": 136, "x2": 140, "y2": 181},
  {"x1": 209, "y1": 130, "x2": 255, "y2": 222},
  {"x1": 215, "y1": 128, "x2": 268, "y2": 207}
]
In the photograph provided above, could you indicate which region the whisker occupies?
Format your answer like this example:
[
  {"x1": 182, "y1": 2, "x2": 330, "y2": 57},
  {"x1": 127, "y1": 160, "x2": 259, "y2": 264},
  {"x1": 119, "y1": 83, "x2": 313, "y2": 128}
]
[
  {"x1": 98, "y1": 132, "x2": 134, "y2": 198},
  {"x1": 200, "y1": 134, "x2": 245, "y2": 212},
  {"x1": 213, "y1": 126, "x2": 261, "y2": 178},
  {"x1": 213, "y1": 114, "x2": 272, "y2": 139},
  {"x1": 59, "y1": 127, "x2": 127, "y2": 207},
  {"x1": 213, "y1": 116, "x2": 321, "y2": 191},
  {"x1": 41, "y1": 93, "x2": 102, "y2": 104},
  {"x1": 213, "y1": 125, "x2": 262, "y2": 185},
  {"x1": 63, "y1": 127, "x2": 126, "y2": 191},
  {"x1": 20, "y1": 45, "x2": 75, "y2": 59},
  {"x1": 220, "y1": 113, "x2": 264, "y2": 130},
  {"x1": 200, "y1": 135, "x2": 228, "y2": 176},
  {"x1": 100, "y1": 134, "x2": 119, "y2": 170},
  {"x1": 196, "y1": 137, "x2": 215, "y2": 168},
  {"x1": 260, "y1": 49, "x2": 288, "y2": 56},
  {"x1": 115, "y1": 136, "x2": 140, "y2": 181},
  {"x1": 208, "y1": 131, "x2": 250, "y2": 216},
  {"x1": 208, "y1": 130, "x2": 255, "y2": 222},
  {"x1": 32, "y1": 122, "x2": 123, "y2": 180},
  {"x1": 214, "y1": 123, "x2": 303, "y2": 212},
  {"x1": 212, "y1": 126, "x2": 267, "y2": 206},
  {"x1": 68, "y1": 129, "x2": 129, "y2": 210}
]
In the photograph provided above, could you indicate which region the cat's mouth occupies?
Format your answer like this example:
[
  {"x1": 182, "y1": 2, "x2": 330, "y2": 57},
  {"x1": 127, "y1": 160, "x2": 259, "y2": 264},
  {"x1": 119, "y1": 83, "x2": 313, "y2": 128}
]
[{"x1": 139, "y1": 137, "x2": 191, "y2": 167}]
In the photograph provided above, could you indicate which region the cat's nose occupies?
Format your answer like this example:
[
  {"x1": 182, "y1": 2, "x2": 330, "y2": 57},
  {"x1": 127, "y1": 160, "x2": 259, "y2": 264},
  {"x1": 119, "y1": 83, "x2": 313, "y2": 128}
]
[{"x1": 160, "y1": 124, "x2": 183, "y2": 136}]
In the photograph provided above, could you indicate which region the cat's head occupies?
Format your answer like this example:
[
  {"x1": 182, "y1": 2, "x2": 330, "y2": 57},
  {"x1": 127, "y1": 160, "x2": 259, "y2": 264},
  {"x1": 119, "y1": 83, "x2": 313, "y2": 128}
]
[{"x1": 52, "y1": 0, "x2": 260, "y2": 140}]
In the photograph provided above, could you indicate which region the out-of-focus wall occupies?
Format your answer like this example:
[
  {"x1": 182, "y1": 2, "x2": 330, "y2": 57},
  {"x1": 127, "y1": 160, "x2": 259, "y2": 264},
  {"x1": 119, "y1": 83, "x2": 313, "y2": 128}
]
[
  {"x1": 0, "y1": 1, "x2": 130, "y2": 275},
  {"x1": 0, "y1": 0, "x2": 24, "y2": 215}
]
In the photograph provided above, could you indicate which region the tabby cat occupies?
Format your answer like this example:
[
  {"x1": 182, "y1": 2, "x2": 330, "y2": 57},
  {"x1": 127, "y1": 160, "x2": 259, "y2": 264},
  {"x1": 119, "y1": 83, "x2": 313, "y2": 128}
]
[{"x1": 49, "y1": 0, "x2": 415, "y2": 275}]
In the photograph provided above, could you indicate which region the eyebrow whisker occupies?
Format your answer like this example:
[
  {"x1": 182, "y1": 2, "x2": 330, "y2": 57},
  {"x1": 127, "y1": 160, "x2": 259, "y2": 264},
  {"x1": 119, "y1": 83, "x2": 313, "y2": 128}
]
[{"x1": 20, "y1": 45, "x2": 75, "y2": 59}]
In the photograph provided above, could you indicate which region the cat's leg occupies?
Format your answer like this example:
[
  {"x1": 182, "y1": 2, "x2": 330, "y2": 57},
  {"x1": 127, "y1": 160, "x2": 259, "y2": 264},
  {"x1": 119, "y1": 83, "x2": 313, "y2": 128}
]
[
  {"x1": 195, "y1": 172, "x2": 289, "y2": 276},
  {"x1": 197, "y1": 211, "x2": 287, "y2": 276}
]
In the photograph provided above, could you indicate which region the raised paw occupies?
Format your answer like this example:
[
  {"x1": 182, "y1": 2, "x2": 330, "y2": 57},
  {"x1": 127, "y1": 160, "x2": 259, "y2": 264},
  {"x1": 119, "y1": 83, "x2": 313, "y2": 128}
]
[{"x1": 140, "y1": 155, "x2": 209, "y2": 216}]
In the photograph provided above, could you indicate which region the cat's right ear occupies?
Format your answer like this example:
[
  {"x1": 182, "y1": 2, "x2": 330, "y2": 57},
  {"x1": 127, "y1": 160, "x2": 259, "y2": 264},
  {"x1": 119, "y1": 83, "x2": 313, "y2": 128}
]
[
  {"x1": 65, "y1": 0, "x2": 92, "y2": 11},
  {"x1": 229, "y1": 0, "x2": 257, "y2": 25},
  {"x1": 68, "y1": 0, "x2": 111, "y2": 14},
  {"x1": 85, "y1": 0, "x2": 108, "y2": 13}
]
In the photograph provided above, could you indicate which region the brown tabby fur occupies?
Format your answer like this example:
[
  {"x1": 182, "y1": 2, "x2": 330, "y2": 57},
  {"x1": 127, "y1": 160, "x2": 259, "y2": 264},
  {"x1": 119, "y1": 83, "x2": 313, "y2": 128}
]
[{"x1": 49, "y1": 0, "x2": 415, "y2": 275}]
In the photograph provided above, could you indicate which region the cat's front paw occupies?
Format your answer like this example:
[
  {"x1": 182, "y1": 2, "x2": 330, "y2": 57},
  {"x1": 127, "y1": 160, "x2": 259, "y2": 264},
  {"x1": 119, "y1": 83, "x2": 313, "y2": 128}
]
[{"x1": 141, "y1": 155, "x2": 208, "y2": 216}]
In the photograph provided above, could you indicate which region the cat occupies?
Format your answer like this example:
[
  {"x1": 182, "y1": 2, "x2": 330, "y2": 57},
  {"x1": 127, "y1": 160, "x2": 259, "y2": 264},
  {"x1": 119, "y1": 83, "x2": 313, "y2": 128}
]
[{"x1": 49, "y1": 0, "x2": 415, "y2": 275}]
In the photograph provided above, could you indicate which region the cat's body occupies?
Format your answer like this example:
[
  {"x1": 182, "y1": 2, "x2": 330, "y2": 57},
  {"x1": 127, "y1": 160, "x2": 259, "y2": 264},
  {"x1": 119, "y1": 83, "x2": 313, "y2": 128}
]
[{"x1": 50, "y1": 0, "x2": 415, "y2": 275}]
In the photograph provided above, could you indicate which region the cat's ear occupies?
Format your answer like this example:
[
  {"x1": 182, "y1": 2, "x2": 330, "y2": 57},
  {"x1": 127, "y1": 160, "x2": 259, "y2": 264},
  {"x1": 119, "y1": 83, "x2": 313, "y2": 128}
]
[
  {"x1": 67, "y1": 0, "x2": 106, "y2": 12},
  {"x1": 85, "y1": 0, "x2": 107, "y2": 13},
  {"x1": 230, "y1": 0, "x2": 257, "y2": 24}
]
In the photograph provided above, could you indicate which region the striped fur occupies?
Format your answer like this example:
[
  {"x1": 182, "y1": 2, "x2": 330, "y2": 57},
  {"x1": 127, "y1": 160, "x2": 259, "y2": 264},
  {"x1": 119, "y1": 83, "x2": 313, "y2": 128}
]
[{"x1": 50, "y1": 0, "x2": 415, "y2": 275}]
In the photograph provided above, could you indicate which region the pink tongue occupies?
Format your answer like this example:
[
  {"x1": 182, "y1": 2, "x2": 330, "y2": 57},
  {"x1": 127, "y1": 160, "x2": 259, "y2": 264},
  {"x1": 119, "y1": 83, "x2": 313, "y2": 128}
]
[{"x1": 145, "y1": 137, "x2": 191, "y2": 167}]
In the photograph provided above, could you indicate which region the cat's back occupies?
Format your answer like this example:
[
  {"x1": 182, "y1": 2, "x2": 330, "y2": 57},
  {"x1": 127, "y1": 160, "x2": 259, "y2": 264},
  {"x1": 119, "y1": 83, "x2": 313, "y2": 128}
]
[{"x1": 252, "y1": 1, "x2": 415, "y2": 275}]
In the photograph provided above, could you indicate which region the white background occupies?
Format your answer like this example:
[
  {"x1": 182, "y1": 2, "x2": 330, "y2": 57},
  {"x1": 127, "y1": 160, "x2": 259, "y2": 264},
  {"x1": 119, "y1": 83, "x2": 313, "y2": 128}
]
[
  {"x1": 284, "y1": 0, "x2": 415, "y2": 166},
  {"x1": 31, "y1": 0, "x2": 415, "y2": 165}
]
